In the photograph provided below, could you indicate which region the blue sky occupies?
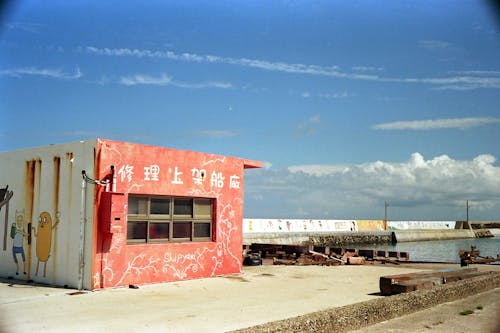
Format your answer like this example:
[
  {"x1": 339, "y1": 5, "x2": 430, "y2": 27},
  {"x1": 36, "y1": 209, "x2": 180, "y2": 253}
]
[{"x1": 1, "y1": 1, "x2": 500, "y2": 220}]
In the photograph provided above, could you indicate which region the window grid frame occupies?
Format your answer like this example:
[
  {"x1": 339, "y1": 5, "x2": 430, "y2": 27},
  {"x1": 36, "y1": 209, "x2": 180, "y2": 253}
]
[{"x1": 127, "y1": 195, "x2": 214, "y2": 244}]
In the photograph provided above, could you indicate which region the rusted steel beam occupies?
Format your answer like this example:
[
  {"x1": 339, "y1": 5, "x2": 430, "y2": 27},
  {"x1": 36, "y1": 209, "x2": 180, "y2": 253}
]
[
  {"x1": 347, "y1": 256, "x2": 366, "y2": 265},
  {"x1": 380, "y1": 267, "x2": 481, "y2": 295}
]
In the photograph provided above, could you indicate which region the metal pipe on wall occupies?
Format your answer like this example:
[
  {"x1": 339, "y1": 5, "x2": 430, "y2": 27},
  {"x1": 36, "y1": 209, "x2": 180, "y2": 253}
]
[{"x1": 78, "y1": 171, "x2": 87, "y2": 291}]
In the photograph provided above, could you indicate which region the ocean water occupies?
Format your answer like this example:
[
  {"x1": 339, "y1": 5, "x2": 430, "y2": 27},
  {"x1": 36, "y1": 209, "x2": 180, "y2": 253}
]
[{"x1": 359, "y1": 237, "x2": 500, "y2": 264}]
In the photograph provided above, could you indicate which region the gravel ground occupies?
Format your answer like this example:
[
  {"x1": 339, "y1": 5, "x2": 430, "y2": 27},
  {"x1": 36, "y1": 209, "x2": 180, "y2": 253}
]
[{"x1": 231, "y1": 271, "x2": 500, "y2": 333}]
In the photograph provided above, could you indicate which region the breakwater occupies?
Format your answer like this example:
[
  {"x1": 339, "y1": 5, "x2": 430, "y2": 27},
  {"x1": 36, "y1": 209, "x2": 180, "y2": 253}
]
[
  {"x1": 392, "y1": 229, "x2": 475, "y2": 242},
  {"x1": 242, "y1": 228, "x2": 496, "y2": 246},
  {"x1": 243, "y1": 231, "x2": 393, "y2": 246}
]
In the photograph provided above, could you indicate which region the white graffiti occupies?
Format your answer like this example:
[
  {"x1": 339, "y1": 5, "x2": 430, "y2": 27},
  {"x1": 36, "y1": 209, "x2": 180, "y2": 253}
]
[
  {"x1": 191, "y1": 168, "x2": 207, "y2": 185},
  {"x1": 162, "y1": 248, "x2": 208, "y2": 279},
  {"x1": 118, "y1": 164, "x2": 134, "y2": 182},
  {"x1": 115, "y1": 253, "x2": 160, "y2": 286},
  {"x1": 144, "y1": 164, "x2": 160, "y2": 181},
  {"x1": 170, "y1": 166, "x2": 184, "y2": 185},
  {"x1": 229, "y1": 175, "x2": 240, "y2": 189},
  {"x1": 210, "y1": 171, "x2": 225, "y2": 188}
]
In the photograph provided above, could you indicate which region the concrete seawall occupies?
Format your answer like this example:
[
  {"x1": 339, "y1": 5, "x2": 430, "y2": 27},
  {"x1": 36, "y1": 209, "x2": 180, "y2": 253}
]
[
  {"x1": 243, "y1": 228, "x2": 490, "y2": 246},
  {"x1": 488, "y1": 228, "x2": 500, "y2": 237},
  {"x1": 243, "y1": 231, "x2": 393, "y2": 246},
  {"x1": 392, "y1": 229, "x2": 475, "y2": 242}
]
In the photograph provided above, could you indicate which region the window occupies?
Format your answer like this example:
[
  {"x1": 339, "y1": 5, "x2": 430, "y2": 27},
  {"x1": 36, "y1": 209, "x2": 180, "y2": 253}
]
[{"x1": 127, "y1": 195, "x2": 214, "y2": 244}]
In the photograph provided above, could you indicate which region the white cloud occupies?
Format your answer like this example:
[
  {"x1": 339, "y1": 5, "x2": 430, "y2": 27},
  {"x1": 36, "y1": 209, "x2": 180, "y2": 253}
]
[
  {"x1": 119, "y1": 74, "x2": 172, "y2": 86},
  {"x1": 262, "y1": 161, "x2": 273, "y2": 170},
  {"x1": 118, "y1": 73, "x2": 232, "y2": 89},
  {"x1": 245, "y1": 153, "x2": 500, "y2": 220},
  {"x1": 418, "y1": 39, "x2": 454, "y2": 50},
  {"x1": 295, "y1": 114, "x2": 321, "y2": 137},
  {"x1": 373, "y1": 117, "x2": 500, "y2": 131},
  {"x1": 196, "y1": 130, "x2": 239, "y2": 138},
  {"x1": 85, "y1": 46, "x2": 500, "y2": 90},
  {"x1": 352, "y1": 66, "x2": 384, "y2": 72},
  {"x1": 5, "y1": 22, "x2": 45, "y2": 34},
  {"x1": 317, "y1": 91, "x2": 354, "y2": 99},
  {"x1": 0, "y1": 67, "x2": 82, "y2": 80}
]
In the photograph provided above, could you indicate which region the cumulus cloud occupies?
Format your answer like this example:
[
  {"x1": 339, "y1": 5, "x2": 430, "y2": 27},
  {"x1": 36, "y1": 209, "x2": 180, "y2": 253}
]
[
  {"x1": 118, "y1": 73, "x2": 232, "y2": 89},
  {"x1": 0, "y1": 67, "x2": 82, "y2": 80},
  {"x1": 85, "y1": 46, "x2": 500, "y2": 90},
  {"x1": 244, "y1": 153, "x2": 500, "y2": 220},
  {"x1": 373, "y1": 117, "x2": 500, "y2": 130}
]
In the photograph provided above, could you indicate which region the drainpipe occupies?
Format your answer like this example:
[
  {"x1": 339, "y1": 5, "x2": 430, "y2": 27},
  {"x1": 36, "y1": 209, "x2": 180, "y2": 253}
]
[
  {"x1": 79, "y1": 171, "x2": 87, "y2": 291},
  {"x1": 111, "y1": 165, "x2": 116, "y2": 192}
]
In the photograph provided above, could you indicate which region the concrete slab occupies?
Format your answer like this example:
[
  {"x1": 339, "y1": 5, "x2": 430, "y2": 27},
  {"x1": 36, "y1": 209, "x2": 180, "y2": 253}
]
[{"x1": 0, "y1": 264, "x2": 497, "y2": 333}]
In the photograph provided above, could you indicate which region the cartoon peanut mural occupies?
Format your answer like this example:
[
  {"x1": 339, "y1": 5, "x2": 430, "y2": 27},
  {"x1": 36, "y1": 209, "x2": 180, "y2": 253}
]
[{"x1": 32, "y1": 211, "x2": 59, "y2": 277}]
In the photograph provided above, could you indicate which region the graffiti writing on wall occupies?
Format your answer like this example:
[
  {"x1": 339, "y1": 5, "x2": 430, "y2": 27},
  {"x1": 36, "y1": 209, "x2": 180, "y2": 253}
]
[{"x1": 117, "y1": 163, "x2": 240, "y2": 189}]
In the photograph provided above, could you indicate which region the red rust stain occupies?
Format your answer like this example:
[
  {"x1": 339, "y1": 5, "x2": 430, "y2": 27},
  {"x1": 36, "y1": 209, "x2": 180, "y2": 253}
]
[
  {"x1": 25, "y1": 160, "x2": 36, "y2": 277},
  {"x1": 53, "y1": 156, "x2": 61, "y2": 212},
  {"x1": 53, "y1": 156, "x2": 61, "y2": 278},
  {"x1": 64, "y1": 152, "x2": 74, "y2": 282}
]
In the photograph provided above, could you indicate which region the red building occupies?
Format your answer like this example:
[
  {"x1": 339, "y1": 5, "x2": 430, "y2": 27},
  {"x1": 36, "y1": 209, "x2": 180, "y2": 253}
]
[{"x1": 0, "y1": 139, "x2": 261, "y2": 290}]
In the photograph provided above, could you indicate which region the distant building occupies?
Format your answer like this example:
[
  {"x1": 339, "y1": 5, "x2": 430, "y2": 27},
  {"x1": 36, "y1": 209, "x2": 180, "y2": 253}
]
[{"x1": 0, "y1": 139, "x2": 261, "y2": 289}]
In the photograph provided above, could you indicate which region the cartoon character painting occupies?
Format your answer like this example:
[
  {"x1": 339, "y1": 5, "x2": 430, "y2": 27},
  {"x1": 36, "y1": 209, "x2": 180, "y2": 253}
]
[
  {"x1": 32, "y1": 211, "x2": 59, "y2": 277},
  {"x1": 11, "y1": 210, "x2": 27, "y2": 275},
  {"x1": 1, "y1": 185, "x2": 14, "y2": 251}
]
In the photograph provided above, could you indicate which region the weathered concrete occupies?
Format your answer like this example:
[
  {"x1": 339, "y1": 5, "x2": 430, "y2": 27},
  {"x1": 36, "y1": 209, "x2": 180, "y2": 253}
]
[
  {"x1": 0, "y1": 264, "x2": 446, "y2": 333},
  {"x1": 243, "y1": 231, "x2": 393, "y2": 246},
  {"x1": 392, "y1": 229, "x2": 475, "y2": 242},
  {"x1": 488, "y1": 228, "x2": 500, "y2": 237},
  {"x1": 232, "y1": 271, "x2": 500, "y2": 333}
]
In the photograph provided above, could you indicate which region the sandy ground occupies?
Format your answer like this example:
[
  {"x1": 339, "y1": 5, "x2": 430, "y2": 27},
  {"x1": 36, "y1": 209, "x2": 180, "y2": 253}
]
[{"x1": 0, "y1": 263, "x2": 498, "y2": 333}]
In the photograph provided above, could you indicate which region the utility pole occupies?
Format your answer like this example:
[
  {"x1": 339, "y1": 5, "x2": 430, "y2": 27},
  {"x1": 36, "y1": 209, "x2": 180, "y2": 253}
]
[
  {"x1": 384, "y1": 201, "x2": 389, "y2": 223},
  {"x1": 466, "y1": 200, "x2": 469, "y2": 223}
]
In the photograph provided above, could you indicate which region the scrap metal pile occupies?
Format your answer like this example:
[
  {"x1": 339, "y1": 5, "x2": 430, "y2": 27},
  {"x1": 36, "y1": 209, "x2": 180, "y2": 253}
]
[
  {"x1": 459, "y1": 245, "x2": 500, "y2": 265},
  {"x1": 243, "y1": 244, "x2": 409, "y2": 266}
]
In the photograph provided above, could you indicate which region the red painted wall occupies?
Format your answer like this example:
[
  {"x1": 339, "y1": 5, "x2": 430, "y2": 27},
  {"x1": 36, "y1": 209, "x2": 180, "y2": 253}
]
[{"x1": 92, "y1": 139, "x2": 260, "y2": 289}]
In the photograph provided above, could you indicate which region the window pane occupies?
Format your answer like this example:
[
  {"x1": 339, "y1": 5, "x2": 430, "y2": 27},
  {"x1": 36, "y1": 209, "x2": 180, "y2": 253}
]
[
  {"x1": 194, "y1": 199, "x2": 212, "y2": 217},
  {"x1": 151, "y1": 198, "x2": 170, "y2": 215},
  {"x1": 173, "y1": 222, "x2": 192, "y2": 239},
  {"x1": 149, "y1": 223, "x2": 169, "y2": 239},
  {"x1": 128, "y1": 196, "x2": 147, "y2": 215},
  {"x1": 174, "y1": 198, "x2": 193, "y2": 216},
  {"x1": 127, "y1": 221, "x2": 147, "y2": 240},
  {"x1": 194, "y1": 222, "x2": 211, "y2": 238}
]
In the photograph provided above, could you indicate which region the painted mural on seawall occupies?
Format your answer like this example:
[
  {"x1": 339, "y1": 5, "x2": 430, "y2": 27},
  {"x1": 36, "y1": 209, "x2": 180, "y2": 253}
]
[{"x1": 243, "y1": 219, "x2": 457, "y2": 233}]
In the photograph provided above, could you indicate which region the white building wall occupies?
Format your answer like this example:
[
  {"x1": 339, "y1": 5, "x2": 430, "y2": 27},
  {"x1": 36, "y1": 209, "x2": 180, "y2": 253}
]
[{"x1": 0, "y1": 140, "x2": 96, "y2": 289}]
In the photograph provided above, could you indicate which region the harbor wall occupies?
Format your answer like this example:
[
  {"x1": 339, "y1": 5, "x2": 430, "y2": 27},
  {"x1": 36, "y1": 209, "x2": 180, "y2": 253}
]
[
  {"x1": 391, "y1": 229, "x2": 475, "y2": 242},
  {"x1": 243, "y1": 219, "x2": 498, "y2": 245},
  {"x1": 243, "y1": 231, "x2": 393, "y2": 246},
  {"x1": 488, "y1": 228, "x2": 500, "y2": 237}
]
